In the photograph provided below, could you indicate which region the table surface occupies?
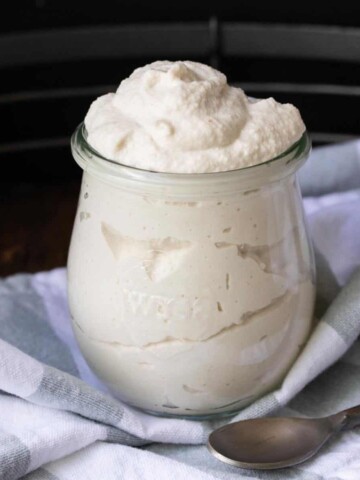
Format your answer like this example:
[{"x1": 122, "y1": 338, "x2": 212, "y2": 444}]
[{"x1": 1, "y1": 182, "x2": 78, "y2": 277}]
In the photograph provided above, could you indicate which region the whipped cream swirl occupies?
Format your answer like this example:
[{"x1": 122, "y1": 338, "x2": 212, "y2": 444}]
[{"x1": 85, "y1": 60, "x2": 305, "y2": 173}]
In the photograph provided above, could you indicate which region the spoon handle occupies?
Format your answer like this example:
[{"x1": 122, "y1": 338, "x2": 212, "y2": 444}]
[{"x1": 343, "y1": 405, "x2": 360, "y2": 430}]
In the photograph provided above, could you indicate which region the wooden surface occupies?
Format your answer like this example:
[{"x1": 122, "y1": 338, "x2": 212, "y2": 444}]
[{"x1": 0, "y1": 182, "x2": 79, "y2": 277}]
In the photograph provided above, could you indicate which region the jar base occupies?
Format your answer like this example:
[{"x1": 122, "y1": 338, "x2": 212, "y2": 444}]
[{"x1": 131, "y1": 405, "x2": 246, "y2": 421}]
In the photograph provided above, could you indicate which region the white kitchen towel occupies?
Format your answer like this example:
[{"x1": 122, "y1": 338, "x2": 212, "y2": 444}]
[{"x1": 1, "y1": 142, "x2": 360, "y2": 480}]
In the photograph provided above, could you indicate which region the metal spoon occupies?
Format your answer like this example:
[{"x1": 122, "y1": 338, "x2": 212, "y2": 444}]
[{"x1": 208, "y1": 405, "x2": 360, "y2": 470}]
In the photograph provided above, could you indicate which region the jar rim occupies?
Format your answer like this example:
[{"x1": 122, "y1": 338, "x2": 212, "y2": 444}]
[{"x1": 71, "y1": 122, "x2": 311, "y2": 192}]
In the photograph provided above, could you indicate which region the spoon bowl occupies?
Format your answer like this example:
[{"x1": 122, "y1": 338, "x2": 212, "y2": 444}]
[{"x1": 208, "y1": 406, "x2": 360, "y2": 469}]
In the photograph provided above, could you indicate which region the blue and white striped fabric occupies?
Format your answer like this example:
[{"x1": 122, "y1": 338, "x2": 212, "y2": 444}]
[{"x1": 1, "y1": 141, "x2": 360, "y2": 480}]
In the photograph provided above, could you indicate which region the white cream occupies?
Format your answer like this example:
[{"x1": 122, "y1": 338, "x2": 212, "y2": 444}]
[
  {"x1": 68, "y1": 61, "x2": 314, "y2": 417},
  {"x1": 84, "y1": 61, "x2": 305, "y2": 173}
]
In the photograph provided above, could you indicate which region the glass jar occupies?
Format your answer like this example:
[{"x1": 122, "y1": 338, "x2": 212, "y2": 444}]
[{"x1": 68, "y1": 123, "x2": 315, "y2": 419}]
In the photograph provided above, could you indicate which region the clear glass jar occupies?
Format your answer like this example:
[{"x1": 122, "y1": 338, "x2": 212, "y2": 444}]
[{"x1": 68, "y1": 123, "x2": 315, "y2": 419}]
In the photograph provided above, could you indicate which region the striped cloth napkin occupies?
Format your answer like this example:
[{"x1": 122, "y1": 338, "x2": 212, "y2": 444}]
[{"x1": 1, "y1": 140, "x2": 360, "y2": 480}]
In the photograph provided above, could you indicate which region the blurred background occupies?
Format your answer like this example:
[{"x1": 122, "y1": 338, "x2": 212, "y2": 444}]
[{"x1": 1, "y1": 0, "x2": 360, "y2": 276}]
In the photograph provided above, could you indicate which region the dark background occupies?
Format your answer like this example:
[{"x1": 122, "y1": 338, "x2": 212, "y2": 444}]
[
  {"x1": 1, "y1": 1, "x2": 360, "y2": 275},
  {"x1": 3, "y1": 1, "x2": 360, "y2": 28}
]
